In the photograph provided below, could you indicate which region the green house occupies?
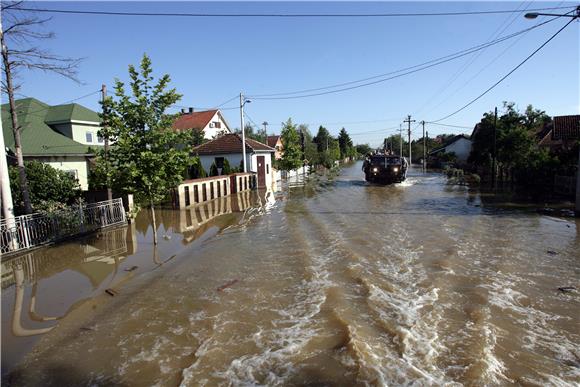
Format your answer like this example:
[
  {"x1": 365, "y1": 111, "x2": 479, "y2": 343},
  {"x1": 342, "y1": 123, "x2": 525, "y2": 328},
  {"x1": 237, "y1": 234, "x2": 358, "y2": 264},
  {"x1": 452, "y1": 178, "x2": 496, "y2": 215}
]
[{"x1": 1, "y1": 98, "x2": 103, "y2": 190}]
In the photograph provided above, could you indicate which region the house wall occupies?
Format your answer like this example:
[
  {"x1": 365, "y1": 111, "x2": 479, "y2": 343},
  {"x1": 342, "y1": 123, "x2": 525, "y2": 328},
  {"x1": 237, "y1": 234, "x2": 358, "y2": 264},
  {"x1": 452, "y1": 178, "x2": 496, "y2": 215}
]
[
  {"x1": 28, "y1": 155, "x2": 90, "y2": 190},
  {"x1": 198, "y1": 152, "x2": 273, "y2": 188},
  {"x1": 249, "y1": 152, "x2": 273, "y2": 188},
  {"x1": 53, "y1": 121, "x2": 102, "y2": 145},
  {"x1": 273, "y1": 139, "x2": 283, "y2": 160},
  {"x1": 202, "y1": 112, "x2": 231, "y2": 140},
  {"x1": 444, "y1": 138, "x2": 472, "y2": 163}
]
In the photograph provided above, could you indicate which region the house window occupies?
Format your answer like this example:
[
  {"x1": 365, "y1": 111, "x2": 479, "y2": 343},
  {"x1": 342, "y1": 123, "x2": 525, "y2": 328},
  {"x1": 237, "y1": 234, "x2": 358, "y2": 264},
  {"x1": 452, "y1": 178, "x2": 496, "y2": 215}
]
[
  {"x1": 97, "y1": 135, "x2": 104, "y2": 143},
  {"x1": 214, "y1": 122, "x2": 221, "y2": 129},
  {"x1": 64, "y1": 170, "x2": 78, "y2": 180},
  {"x1": 266, "y1": 163, "x2": 269, "y2": 174},
  {"x1": 209, "y1": 122, "x2": 215, "y2": 128},
  {"x1": 86, "y1": 132, "x2": 93, "y2": 143}
]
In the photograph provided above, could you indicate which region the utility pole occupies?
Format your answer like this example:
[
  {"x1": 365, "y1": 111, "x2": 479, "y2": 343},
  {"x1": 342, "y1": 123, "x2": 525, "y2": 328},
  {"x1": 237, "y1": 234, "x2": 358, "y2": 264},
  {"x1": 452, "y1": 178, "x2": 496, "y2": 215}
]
[
  {"x1": 0, "y1": 112, "x2": 15, "y2": 227},
  {"x1": 102, "y1": 84, "x2": 113, "y2": 201},
  {"x1": 492, "y1": 107, "x2": 497, "y2": 189},
  {"x1": 421, "y1": 120, "x2": 426, "y2": 173},
  {"x1": 404, "y1": 115, "x2": 415, "y2": 164},
  {"x1": 262, "y1": 121, "x2": 268, "y2": 144},
  {"x1": 576, "y1": 149, "x2": 580, "y2": 218},
  {"x1": 239, "y1": 92, "x2": 248, "y2": 173},
  {"x1": 399, "y1": 124, "x2": 403, "y2": 157}
]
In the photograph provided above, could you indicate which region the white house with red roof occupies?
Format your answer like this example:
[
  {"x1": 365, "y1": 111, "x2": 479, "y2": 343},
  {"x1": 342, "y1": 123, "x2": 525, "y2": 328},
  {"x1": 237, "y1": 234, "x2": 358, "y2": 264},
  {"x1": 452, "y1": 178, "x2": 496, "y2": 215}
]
[
  {"x1": 192, "y1": 133, "x2": 275, "y2": 188},
  {"x1": 173, "y1": 108, "x2": 231, "y2": 139}
]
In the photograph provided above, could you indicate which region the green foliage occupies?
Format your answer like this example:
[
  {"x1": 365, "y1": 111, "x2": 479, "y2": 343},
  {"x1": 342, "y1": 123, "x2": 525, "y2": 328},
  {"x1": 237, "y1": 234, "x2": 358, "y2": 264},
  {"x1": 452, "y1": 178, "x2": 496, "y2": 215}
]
[
  {"x1": 222, "y1": 158, "x2": 232, "y2": 175},
  {"x1": 9, "y1": 161, "x2": 81, "y2": 215},
  {"x1": 190, "y1": 129, "x2": 207, "y2": 147},
  {"x1": 355, "y1": 144, "x2": 372, "y2": 156},
  {"x1": 469, "y1": 102, "x2": 558, "y2": 189},
  {"x1": 235, "y1": 123, "x2": 267, "y2": 144},
  {"x1": 279, "y1": 118, "x2": 303, "y2": 171},
  {"x1": 439, "y1": 151, "x2": 457, "y2": 163},
  {"x1": 209, "y1": 162, "x2": 218, "y2": 177},
  {"x1": 188, "y1": 157, "x2": 207, "y2": 179},
  {"x1": 338, "y1": 128, "x2": 354, "y2": 159},
  {"x1": 97, "y1": 54, "x2": 192, "y2": 206}
]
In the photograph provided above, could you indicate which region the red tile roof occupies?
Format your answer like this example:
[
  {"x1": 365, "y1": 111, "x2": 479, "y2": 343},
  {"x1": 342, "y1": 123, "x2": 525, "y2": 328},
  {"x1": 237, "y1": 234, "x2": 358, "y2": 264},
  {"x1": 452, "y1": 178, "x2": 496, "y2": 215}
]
[
  {"x1": 552, "y1": 115, "x2": 580, "y2": 140},
  {"x1": 267, "y1": 135, "x2": 280, "y2": 147},
  {"x1": 193, "y1": 133, "x2": 275, "y2": 155},
  {"x1": 173, "y1": 110, "x2": 218, "y2": 131}
]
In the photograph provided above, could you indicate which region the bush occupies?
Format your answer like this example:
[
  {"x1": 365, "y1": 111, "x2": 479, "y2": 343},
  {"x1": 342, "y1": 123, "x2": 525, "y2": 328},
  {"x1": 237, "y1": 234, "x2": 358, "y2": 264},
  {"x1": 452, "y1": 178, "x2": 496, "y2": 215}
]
[{"x1": 9, "y1": 161, "x2": 82, "y2": 215}]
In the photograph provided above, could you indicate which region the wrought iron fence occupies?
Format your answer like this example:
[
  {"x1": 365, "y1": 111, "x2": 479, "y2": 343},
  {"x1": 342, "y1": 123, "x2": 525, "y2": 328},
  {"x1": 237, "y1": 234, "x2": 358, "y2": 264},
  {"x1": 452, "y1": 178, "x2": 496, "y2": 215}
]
[{"x1": 1, "y1": 198, "x2": 126, "y2": 256}]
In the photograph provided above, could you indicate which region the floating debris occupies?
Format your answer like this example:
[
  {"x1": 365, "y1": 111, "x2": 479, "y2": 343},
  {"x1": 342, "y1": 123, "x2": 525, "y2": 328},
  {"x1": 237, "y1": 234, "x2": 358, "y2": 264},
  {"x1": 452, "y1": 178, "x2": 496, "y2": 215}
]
[
  {"x1": 557, "y1": 286, "x2": 576, "y2": 293},
  {"x1": 217, "y1": 279, "x2": 239, "y2": 292},
  {"x1": 105, "y1": 288, "x2": 119, "y2": 296},
  {"x1": 124, "y1": 266, "x2": 139, "y2": 272},
  {"x1": 547, "y1": 250, "x2": 558, "y2": 256}
]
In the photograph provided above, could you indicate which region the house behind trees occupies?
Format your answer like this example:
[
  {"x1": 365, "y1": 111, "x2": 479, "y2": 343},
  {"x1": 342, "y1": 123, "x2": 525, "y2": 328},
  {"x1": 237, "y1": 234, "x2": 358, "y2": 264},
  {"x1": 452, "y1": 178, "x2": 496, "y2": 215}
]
[
  {"x1": 1, "y1": 98, "x2": 102, "y2": 190},
  {"x1": 172, "y1": 108, "x2": 231, "y2": 139}
]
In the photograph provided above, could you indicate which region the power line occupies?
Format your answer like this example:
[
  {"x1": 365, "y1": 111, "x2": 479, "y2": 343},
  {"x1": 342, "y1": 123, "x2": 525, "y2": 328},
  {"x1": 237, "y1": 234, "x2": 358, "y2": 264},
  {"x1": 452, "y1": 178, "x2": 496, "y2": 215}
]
[
  {"x1": 412, "y1": 0, "x2": 535, "y2": 117},
  {"x1": 425, "y1": 122, "x2": 473, "y2": 129},
  {"x1": 11, "y1": 5, "x2": 576, "y2": 18},
  {"x1": 431, "y1": 16, "x2": 576, "y2": 123},
  {"x1": 247, "y1": 18, "x2": 557, "y2": 100},
  {"x1": 14, "y1": 90, "x2": 101, "y2": 117}
]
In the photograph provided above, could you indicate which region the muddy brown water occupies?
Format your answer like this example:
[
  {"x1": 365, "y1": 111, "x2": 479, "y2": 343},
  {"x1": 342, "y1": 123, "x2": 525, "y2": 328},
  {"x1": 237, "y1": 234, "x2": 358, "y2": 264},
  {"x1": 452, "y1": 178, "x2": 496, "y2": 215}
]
[{"x1": 2, "y1": 162, "x2": 579, "y2": 386}]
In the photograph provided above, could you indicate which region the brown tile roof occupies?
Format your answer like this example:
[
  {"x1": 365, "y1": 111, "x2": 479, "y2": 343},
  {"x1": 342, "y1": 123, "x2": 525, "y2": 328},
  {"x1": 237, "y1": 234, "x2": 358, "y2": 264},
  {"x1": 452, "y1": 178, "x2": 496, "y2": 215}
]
[
  {"x1": 173, "y1": 110, "x2": 218, "y2": 131},
  {"x1": 267, "y1": 135, "x2": 280, "y2": 147},
  {"x1": 193, "y1": 133, "x2": 275, "y2": 155},
  {"x1": 552, "y1": 115, "x2": 580, "y2": 140}
]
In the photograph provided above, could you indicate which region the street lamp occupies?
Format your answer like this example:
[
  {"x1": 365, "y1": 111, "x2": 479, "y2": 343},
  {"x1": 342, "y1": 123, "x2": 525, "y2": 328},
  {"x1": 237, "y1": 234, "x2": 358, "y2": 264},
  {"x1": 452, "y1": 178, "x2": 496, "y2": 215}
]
[
  {"x1": 525, "y1": 5, "x2": 580, "y2": 19},
  {"x1": 239, "y1": 93, "x2": 251, "y2": 173},
  {"x1": 523, "y1": 6, "x2": 580, "y2": 216}
]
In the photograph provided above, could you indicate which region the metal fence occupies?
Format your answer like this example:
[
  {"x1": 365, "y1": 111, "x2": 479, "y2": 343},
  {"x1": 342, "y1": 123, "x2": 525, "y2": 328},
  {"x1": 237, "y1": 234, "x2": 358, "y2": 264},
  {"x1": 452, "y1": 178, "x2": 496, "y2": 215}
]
[
  {"x1": 554, "y1": 175, "x2": 577, "y2": 197},
  {"x1": 1, "y1": 198, "x2": 126, "y2": 256}
]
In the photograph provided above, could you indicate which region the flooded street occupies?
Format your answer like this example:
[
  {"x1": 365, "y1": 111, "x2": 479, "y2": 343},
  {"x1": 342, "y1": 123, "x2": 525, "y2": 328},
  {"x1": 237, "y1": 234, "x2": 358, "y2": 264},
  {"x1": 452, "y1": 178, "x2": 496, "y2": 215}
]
[{"x1": 2, "y1": 162, "x2": 579, "y2": 386}]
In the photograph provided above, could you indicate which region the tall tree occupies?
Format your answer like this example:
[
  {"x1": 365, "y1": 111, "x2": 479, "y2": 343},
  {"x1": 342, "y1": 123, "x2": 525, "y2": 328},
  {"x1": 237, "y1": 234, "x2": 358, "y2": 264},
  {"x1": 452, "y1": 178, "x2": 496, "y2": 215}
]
[
  {"x1": 279, "y1": 118, "x2": 303, "y2": 171},
  {"x1": 101, "y1": 54, "x2": 192, "y2": 245},
  {"x1": 1, "y1": 2, "x2": 81, "y2": 214},
  {"x1": 338, "y1": 127, "x2": 354, "y2": 159}
]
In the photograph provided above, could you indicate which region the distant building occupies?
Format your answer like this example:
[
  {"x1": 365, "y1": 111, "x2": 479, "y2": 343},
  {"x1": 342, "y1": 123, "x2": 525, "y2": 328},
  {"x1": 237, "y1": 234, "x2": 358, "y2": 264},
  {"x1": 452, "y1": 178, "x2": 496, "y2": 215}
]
[
  {"x1": 429, "y1": 134, "x2": 472, "y2": 164},
  {"x1": 192, "y1": 133, "x2": 275, "y2": 188},
  {"x1": 1, "y1": 98, "x2": 102, "y2": 190},
  {"x1": 266, "y1": 135, "x2": 283, "y2": 160},
  {"x1": 538, "y1": 115, "x2": 580, "y2": 153},
  {"x1": 172, "y1": 108, "x2": 231, "y2": 139}
]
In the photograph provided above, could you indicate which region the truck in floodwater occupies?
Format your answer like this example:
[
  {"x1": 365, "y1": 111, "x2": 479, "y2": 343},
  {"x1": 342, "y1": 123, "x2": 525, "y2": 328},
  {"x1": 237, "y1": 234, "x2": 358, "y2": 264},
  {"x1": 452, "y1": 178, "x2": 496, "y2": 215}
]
[{"x1": 363, "y1": 153, "x2": 408, "y2": 184}]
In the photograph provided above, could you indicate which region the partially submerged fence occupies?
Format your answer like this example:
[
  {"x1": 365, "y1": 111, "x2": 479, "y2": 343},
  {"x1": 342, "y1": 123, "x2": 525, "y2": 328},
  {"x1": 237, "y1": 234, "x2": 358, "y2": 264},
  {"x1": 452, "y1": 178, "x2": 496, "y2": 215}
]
[
  {"x1": 175, "y1": 173, "x2": 256, "y2": 208},
  {"x1": 1, "y1": 198, "x2": 126, "y2": 256},
  {"x1": 554, "y1": 175, "x2": 577, "y2": 197}
]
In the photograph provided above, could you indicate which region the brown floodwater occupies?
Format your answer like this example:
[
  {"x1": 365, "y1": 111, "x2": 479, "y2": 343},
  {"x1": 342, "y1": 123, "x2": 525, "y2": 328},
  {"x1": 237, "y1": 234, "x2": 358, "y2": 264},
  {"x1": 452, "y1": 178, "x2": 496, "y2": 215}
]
[{"x1": 2, "y1": 163, "x2": 579, "y2": 386}]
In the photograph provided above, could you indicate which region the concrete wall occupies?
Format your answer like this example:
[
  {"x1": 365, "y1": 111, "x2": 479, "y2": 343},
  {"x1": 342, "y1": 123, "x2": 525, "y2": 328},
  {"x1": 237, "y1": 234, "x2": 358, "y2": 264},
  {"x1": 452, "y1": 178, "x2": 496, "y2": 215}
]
[
  {"x1": 444, "y1": 138, "x2": 472, "y2": 163},
  {"x1": 30, "y1": 155, "x2": 90, "y2": 190},
  {"x1": 175, "y1": 173, "x2": 256, "y2": 208}
]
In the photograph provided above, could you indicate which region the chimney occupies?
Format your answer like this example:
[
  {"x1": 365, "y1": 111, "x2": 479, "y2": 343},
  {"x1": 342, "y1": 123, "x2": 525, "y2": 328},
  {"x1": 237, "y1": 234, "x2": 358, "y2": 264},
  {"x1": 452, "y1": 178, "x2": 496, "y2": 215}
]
[
  {"x1": 180, "y1": 108, "x2": 186, "y2": 114},
  {"x1": 189, "y1": 107, "x2": 194, "y2": 114}
]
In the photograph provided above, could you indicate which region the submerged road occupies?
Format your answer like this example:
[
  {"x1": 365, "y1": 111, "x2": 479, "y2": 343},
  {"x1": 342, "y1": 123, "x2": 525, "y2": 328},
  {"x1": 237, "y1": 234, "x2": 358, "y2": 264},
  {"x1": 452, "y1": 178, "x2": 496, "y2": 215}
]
[{"x1": 3, "y1": 162, "x2": 580, "y2": 386}]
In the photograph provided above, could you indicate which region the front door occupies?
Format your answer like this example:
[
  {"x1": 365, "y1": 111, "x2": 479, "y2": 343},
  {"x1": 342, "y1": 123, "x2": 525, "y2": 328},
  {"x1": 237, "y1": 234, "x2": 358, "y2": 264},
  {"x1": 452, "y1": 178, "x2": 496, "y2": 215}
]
[{"x1": 257, "y1": 155, "x2": 266, "y2": 188}]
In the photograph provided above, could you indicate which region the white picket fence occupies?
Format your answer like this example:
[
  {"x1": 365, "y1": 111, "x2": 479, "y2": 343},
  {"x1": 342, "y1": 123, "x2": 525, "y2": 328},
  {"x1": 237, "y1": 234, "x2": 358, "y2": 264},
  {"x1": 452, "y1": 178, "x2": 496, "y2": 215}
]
[{"x1": 1, "y1": 198, "x2": 126, "y2": 256}]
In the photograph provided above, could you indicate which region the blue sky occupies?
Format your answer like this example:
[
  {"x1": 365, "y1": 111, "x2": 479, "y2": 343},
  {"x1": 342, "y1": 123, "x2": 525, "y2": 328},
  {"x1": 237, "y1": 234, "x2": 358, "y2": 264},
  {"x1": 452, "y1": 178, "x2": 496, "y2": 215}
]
[{"x1": 6, "y1": 1, "x2": 579, "y2": 147}]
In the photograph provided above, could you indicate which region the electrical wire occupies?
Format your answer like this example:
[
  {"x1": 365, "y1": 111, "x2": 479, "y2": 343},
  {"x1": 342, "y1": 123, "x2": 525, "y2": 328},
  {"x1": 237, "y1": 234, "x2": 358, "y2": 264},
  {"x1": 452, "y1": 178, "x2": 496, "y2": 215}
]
[
  {"x1": 247, "y1": 17, "x2": 558, "y2": 100},
  {"x1": 430, "y1": 16, "x2": 576, "y2": 123},
  {"x1": 11, "y1": 5, "x2": 576, "y2": 18},
  {"x1": 15, "y1": 89, "x2": 101, "y2": 117}
]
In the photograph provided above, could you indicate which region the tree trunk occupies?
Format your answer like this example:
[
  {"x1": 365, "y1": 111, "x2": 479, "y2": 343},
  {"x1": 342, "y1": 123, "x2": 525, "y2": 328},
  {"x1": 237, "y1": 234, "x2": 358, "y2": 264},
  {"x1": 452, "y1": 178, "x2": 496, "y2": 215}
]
[
  {"x1": 1, "y1": 29, "x2": 33, "y2": 214},
  {"x1": 150, "y1": 199, "x2": 158, "y2": 245}
]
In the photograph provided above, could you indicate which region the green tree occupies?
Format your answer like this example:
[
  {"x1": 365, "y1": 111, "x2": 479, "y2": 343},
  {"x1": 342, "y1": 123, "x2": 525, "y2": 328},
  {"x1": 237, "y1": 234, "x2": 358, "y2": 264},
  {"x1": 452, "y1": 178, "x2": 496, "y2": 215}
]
[
  {"x1": 298, "y1": 124, "x2": 318, "y2": 166},
  {"x1": 9, "y1": 161, "x2": 81, "y2": 215},
  {"x1": 100, "y1": 54, "x2": 192, "y2": 244},
  {"x1": 279, "y1": 118, "x2": 303, "y2": 171},
  {"x1": 355, "y1": 144, "x2": 372, "y2": 156},
  {"x1": 338, "y1": 128, "x2": 354, "y2": 159}
]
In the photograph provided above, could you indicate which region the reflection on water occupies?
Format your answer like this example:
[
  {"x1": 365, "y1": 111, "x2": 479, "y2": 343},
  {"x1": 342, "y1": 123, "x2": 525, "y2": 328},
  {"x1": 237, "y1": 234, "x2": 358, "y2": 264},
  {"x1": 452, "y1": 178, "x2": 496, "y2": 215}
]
[
  {"x1": 1, "y1": 190, "x2": 268, "y2": 375},
  {"x1": 3, "y1": 165, "x2": 580, "y2": 386}
]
